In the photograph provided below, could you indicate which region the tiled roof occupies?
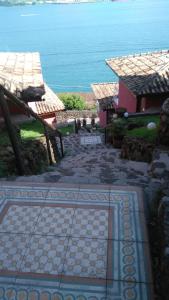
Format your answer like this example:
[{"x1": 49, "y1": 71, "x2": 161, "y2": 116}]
[
  {"x1": 28, "y1": 84, "x2": 64, "y2": 115},
  {"x1": 0, "y1": 52, "x2": 44, "y2": 94},
  {"x1": 91, "y1": 82, "x2": 118, "y2": 101},
  {"x1": 91, "y1": 82, "x2": 118, "y2": 108},
  {"x1": 106, "y1": 50, "x2": 169, "y2": 96}
]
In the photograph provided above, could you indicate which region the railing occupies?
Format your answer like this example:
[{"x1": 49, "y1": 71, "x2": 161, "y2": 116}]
[{"x1": 0, "y1": 84, "x2": 64, "y2": 176}]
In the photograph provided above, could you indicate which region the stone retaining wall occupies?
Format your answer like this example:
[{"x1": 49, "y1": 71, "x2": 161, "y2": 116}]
[
  {"x1": 158, "y1": 196, "x2": 169, "y2": 299},
  {"x1": 120, "y1": 136, "x2": 154, "y2": 162},
  {"x1": 55, "y1": 110, "x2": 98, "y2": 126},
  {"x1": 159, "y1": 98, "x2": 169, "y2": 145},
  {"x1": 0, "y1": 139, "x2": 48, "y2": 176}
]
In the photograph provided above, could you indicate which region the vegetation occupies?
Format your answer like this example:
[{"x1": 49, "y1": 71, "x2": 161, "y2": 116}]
[
  {"x1": 127, "y1": 115, "x2": 160, "y2": 127},
  {"x1": 20, "y1": 120, "x2": 44, "y2": 140},
  {"x1": 0, "y1": 120, "x2": 75, "y2": 146},
  {"x1": 125, "y1": 115, "x2": 159, "y2": 142},
  {"x1": 60, "y1": 94, "x2": 86, "y2": 111},
  {"x1": 126, "y1": 127, "x2": 158, "y2": 142},
  {"x1": 58, "y1": 124, "x2": 74, "y2": 136}
]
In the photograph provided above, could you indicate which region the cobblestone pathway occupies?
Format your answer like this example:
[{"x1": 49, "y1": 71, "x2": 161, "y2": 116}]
[{"x1": 14, "y1": 131, "x2": 162, "y2": 211}]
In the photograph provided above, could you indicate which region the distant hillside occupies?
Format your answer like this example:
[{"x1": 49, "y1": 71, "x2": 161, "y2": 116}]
[{"x1": 0, "y1": 0, "x2": 97, "y2": 5}]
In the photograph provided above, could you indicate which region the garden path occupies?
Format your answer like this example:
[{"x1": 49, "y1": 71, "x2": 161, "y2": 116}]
[{"x1": 14, "y1": 130, "x2": 163, "y2": 213}]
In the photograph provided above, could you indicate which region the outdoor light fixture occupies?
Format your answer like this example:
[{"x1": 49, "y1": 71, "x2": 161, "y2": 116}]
[{"x1": 124, "y1": 112, "x2": 129, "y2": 118}]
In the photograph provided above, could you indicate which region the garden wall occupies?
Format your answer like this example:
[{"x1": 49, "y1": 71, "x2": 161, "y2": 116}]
[
  {"x1": 120, "y1": 136, "x2": 154, "y2": 162},
  {"x1": 55, "y1": 110, "x2": 98, "y2": 126},
  {"x1": 0, "y1": 139, "x2": 48, "y2": 177},
  {"x1": 159, "y1": 98, "x2": 169, "y2": 145}
]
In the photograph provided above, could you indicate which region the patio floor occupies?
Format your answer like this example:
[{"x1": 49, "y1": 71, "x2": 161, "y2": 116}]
[{"x1": 0, "y1": 182, "x2": 153, "y2": 300}]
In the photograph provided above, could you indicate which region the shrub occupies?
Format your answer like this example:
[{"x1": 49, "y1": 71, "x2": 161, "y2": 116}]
[
  {"x1": 116, "y1": 107, "x2": 127, "y2": 117},
  {"x1": 60, "y1": 94, "x2": 86, "y2": 110},
  {"x1": 109, "y1": 119, "x2": 127, "y2": 137}
]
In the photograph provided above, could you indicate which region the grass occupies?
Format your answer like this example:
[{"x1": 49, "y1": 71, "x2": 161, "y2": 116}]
[
  {"x1": 126, "y1": 127, "x2": 158, "y2": 142},
  {"x1": 0, "y1": 120, "x2": 75, "y2": 147},
  {"x1": 58, "y1": 124, "x2": 74, "y2": 136},
  {"x1": 125, "y1": 115, "x2": 160, "y2": 142},
  {"x1": 127, "y1": 115, "x2": 160, "y2": 126},
  {"x1": 20, "y1": 120, "x2": 44, "y2": 140}
]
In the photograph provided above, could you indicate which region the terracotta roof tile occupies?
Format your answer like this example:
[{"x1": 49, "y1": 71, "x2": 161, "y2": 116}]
[
  {"x1": 0, "y1": 52, "x2": 44, "y2": 94},
  {"x1": 28, "y1": 83, "x2": 64, "y2": 115},
  {"x1": 91, "y1": 82, "x2": 118, "y2": 100},
  {"x1": 106, "y1": 50, "x2": 169, "y2": 96},
  {"x1": 91, "y1": 82, "x2": 118, "y2": 106}
]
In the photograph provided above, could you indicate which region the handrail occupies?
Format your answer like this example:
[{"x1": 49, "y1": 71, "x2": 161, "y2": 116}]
[
  {"x1": 0, "y1": 84, "x2": 62, "y2": 138},
  {"x1": 127, "y1": 112, "x2": 160, "y2": 118}
]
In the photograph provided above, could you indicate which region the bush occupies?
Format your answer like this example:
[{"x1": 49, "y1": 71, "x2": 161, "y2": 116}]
[
  {"x1": 60, "y1": 94, "x2": 86, "y2": 110},
  {"x1": 116, "y1": 107, "x2": 127, "y2": 117},
  {"x1": 109, "y1": 119, "x2": 127, "y2": 137}
]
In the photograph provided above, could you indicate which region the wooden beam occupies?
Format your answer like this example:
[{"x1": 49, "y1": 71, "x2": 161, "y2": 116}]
[
  {"x1": 0, "y1": 89, "x2": 25, "y2": 176},
  {"x1": 0, "y1": 84, "x2": 64, "y2": 158},
  {"x1": 43, "y1": 125, "x2": 53, "y2": 165},
  {"x1": 0, "y1": 84, "x2": 61, "y2": 137}
]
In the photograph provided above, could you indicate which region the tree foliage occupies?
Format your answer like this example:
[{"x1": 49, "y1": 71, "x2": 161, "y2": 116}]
[{"x1": 60, "y1": 94, "x2": 86, "y2": 110}]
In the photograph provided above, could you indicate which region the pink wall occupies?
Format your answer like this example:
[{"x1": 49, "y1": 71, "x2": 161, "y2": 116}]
[
  {"x1": 99, "y1": 111, "x2": 107, "y2": 128},
  {"x1": 118, "y1": 80, "x2": 137, "y2": 113},
  {"x1": 0, "y1": 102, "x2": 26, "y2": 117}
]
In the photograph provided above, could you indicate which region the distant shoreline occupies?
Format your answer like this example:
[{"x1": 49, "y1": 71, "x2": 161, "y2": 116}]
[{"x1": 0, "y1": 0, "x2": 106, "y2": 7}]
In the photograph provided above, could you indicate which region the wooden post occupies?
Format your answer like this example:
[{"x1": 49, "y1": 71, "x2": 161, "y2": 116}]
[
  {"x1": 59, "y1": 134, "x2": 64, "y2": 158},
  {"x1": 43, "y1": 125, "x2": 53, "y2": 165},
  {"x1": 0, "y1": 89, "x2": 25, "y2": 175},
  {"x1": 105, "y1": 127, "x2": 107, "y2": 144}
]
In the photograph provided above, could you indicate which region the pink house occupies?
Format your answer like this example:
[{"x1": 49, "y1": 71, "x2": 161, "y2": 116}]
[
  {"x1": 106, "y1": 50, "x2": 169, "y2": 114},
  {"x1": 91, "y1": 82, "x2": 119, "y2": 127},
  {"x1": 92, "y1": 50, "x2": 169, "y2": 127}
]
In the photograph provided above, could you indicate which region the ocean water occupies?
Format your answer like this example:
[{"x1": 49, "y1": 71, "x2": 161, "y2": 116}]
[{"x1": 0, "y1": 0, "x2": 169, "y2": 92}]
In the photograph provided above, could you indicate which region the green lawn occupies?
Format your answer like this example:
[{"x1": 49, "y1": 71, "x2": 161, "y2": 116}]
[
  {"x1": 20, "y1": 120, "x2": 44, "y2": 140},
  {"x1": 126, "y1": 127, "x2": 158, "y2": 142},
  {"x1": 127, "y1": 115, "x2": 160, "y2": 126},
  {"x1": 58, "y1": 124, "x2": 74, "y2": 136},
  {"x1": 0, "y1": 120, "x2": 75, "y2": 146}
]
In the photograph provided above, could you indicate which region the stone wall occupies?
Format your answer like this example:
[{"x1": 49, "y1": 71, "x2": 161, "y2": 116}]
[
  {"x1": 55, "y1": 110, "x2": 98, "y2": 126},
  {"x1": 158, "y1": 196, "x2": 169, "y2": 299},
  {"x1": 159, "y1": 98, "x2": 169, "y2": 145},
  {"x1": 0, "y1": 139, "x2": 48, "y2": 177},
  {"x1": 120, "y1": 136, "x2": 154, "y2": 162}
]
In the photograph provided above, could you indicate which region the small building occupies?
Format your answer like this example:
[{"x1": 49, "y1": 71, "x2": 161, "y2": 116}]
[
  {"x1": 91, "y1": 82, "x2": 118, "y2": 127},
  {"x1": 0, "y1": 52, "x2": 64, "y2": 125},
  {"x1": 28, "y1": 84, "x2": 64, "y2": 126},
  {"x1": 106, "y1": 50, "x2": 169, "y2": 113}
]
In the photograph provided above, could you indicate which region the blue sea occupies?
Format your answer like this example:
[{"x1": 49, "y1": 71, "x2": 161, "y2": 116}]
[{"x1": 0, "y1": 0, "x2": 169, "y2": 92}]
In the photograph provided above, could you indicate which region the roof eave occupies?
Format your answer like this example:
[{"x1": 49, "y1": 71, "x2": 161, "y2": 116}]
[{"x1": 105, "y1": 59, "x2": 120, "y2": 78}]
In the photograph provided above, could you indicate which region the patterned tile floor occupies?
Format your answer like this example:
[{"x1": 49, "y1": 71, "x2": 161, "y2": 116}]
[{"x1": 0, "y1": 182, "x2": 153, "y2": 300}]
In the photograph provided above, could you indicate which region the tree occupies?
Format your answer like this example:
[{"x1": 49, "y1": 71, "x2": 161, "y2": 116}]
[{"x1": 60, "y1": 94, "x2": 86, "y2": 111}]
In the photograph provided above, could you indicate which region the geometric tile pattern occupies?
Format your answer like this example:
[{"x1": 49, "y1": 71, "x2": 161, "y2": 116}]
[
  {"x1": 21, "y1": 236, "x2": 67, "y2": 275},
  {"x1": 0, "y1": 205, "x2": 40, "y2": 233},
  {"x1": 80, "y1": 135, "x2": 102, "y2": 145},
  {"x1": 35, "y1": 207, "x2": 74, "y2": 236},
  {"x1": 0, "y1": 182, "x2": 153, "y2": 300},
  {"x1": 0, "y1": 233, "x2": 29, "y2": 272},
  {"x1": 63, "y1": 237, "x2": 107, "y2": 278},
  {"x1": 71, "y1": 208, "x2": 108, "y2": 238}
]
